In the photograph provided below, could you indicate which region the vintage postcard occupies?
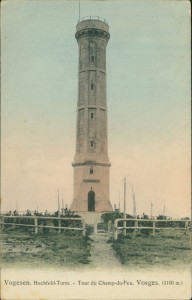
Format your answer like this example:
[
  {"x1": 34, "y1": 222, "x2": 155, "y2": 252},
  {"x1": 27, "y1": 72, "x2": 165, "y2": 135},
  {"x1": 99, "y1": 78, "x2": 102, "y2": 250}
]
[{"x1": 1, "y1": 0, "x2": 191, "y2": 299}]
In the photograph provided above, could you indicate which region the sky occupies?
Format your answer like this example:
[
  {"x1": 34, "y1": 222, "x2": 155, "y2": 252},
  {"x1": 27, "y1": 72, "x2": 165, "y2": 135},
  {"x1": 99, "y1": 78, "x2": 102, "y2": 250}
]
[{"x1": 1, "y1": 0, "x2": 191, "y2": 217}]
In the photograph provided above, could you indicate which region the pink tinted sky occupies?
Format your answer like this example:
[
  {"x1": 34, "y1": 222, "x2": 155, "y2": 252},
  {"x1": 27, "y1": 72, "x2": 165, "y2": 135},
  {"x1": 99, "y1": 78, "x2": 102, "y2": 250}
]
[{"x1": 1, "y1": 0, "x2": 191, "y2": 217}]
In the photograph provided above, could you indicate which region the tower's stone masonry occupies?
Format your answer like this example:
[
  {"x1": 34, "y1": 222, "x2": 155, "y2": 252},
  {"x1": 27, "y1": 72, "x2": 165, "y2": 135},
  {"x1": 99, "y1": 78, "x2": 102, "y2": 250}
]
[{"x1": 70, "y1": 18, "x2": 113, "y2": 212}]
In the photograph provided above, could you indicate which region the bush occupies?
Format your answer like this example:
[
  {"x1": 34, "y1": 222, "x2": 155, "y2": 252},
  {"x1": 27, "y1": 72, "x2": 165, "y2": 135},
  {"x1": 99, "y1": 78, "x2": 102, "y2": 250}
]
[{"x1": 101, "y1": 212, "x2": 133, "y2": 224}]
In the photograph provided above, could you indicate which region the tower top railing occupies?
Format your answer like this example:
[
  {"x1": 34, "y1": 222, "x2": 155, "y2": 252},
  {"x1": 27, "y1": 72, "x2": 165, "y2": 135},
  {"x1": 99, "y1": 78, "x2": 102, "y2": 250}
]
[{"x1": 78, "y1": 16, "x2": 108, "y2": 24}]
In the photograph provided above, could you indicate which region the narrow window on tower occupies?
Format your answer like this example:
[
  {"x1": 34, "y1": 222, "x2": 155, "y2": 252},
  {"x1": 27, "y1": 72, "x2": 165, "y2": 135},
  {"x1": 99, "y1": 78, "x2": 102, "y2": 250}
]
[
  {"x1": 91, "y1": 83, "x2": 94, "y2": 90},
  {"x1": 90, "y1": 166, "x2": 93, "y2": 174},
  {"x1": 90, "y1": 141, "x2": 94, "y2": 148},
  {"x1": 91, "y1": 113, "x2": 94, "y2": 119},
  {"x1": 91, "y1": 56, "x2": 94, "y2": 63}
]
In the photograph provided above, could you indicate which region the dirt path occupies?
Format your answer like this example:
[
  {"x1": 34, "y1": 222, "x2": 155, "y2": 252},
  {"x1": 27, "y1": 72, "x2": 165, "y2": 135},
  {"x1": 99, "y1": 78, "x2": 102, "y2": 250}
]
[{"x1": 89, "y1": 232, "x2": 123, "y2": 270}]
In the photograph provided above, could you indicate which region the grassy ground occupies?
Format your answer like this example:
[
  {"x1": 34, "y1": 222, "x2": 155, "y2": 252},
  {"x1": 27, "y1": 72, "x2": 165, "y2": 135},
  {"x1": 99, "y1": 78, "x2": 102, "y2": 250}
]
[
  {"x1": 1, "y1": 227, "x2": 191, "y2": 270},
  {"x1": 0, "y1": 229, "x2": 91, "y2": 268},
  {"x1": 112, "y1": 230, "x2": 191, "y2": 268}
]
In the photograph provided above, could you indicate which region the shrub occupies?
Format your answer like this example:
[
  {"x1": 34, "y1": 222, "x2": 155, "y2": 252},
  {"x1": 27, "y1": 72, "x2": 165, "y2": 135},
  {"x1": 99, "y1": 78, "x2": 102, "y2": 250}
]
[{"x1": 101, "y1": 212, "x2": 133, "y2": 224}]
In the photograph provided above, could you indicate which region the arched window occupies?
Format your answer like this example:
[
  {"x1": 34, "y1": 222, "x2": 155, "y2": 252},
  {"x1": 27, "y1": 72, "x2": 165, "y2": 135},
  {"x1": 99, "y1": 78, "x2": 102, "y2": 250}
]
[{"x1": 88, "y1": 191, "x2": 95, "y2": 211}]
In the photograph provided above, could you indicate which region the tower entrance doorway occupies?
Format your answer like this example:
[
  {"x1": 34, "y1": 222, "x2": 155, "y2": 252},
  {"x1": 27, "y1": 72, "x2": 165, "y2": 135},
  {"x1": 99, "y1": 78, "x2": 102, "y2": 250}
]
[{"x1": 88, "y1": 191, "x2": 95, "y2": 211}]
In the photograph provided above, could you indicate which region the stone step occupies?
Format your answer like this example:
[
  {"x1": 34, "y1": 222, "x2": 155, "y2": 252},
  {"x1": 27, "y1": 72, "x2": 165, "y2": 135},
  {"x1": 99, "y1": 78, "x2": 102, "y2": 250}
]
[{"x1": 76, "y1": 212, "x2": 103, "y2": 225}]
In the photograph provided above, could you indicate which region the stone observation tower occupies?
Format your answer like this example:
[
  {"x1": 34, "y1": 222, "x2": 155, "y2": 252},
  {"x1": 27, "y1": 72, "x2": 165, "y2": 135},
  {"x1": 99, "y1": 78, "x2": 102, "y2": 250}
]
[{"x1": 70, "y1": 17, "x2": 113, "y2": 212}]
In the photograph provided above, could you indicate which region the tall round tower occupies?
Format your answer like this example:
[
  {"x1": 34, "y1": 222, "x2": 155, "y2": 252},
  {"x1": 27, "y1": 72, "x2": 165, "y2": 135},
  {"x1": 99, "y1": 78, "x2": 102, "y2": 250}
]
[{"x1": 70, "y1": 17, "x2": 113, "y2": 212}]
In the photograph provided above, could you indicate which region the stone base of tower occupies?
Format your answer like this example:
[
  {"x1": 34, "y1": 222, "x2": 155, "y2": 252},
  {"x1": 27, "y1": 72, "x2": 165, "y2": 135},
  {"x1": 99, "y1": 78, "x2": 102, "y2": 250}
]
[
  {"x1": 70, "y1": 163, "x2": 113, "y2": 212},
  {"x1": 70, "y1": 197, "x2": 113, "y2": 212},
  {"x1": 75, "y1": 212, "x2": 103, "y2": 225}
]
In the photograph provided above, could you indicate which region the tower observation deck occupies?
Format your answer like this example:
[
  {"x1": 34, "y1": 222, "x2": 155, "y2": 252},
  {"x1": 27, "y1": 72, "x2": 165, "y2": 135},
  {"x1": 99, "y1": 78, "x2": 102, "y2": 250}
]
[{"x1": 70, "y1": 17, "x2": 113, "y2": 212}]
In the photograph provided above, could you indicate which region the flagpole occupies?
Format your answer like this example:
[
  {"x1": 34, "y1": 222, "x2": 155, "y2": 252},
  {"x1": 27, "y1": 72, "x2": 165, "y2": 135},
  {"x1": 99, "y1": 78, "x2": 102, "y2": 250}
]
[
  {"x1": 151, "y1": 202, "x2": 153, "y2": 219},
  {"x1": 58, "y1": 189, "x2": 60, "y2": 217},
  {"x1": 163, "y1": 204, "x2": 165, "y2": 219},
  {"x1": 123, "y1": 177, "x2": 127, "y2": 236},
  {"x1": 123, "y1": 177, "x2": 127, "y2": 219},
  {"x1": 132, "y1": 187, "x2": 136, "y2": 218},
  {"x1": 62, "y1": 198, "x2": 64, "y2": 216}
]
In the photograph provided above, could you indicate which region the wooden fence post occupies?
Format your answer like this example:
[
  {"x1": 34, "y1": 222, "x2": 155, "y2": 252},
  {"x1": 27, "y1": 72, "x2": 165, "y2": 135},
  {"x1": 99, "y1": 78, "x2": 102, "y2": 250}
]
[
  {"x1": 185, "y1": 220, "x2": 189, "y2": 234},
  {"x1": 12, "y1": 217, "x2": 15, "y2": 230},
  {"x1": 114, "y1": 219, "x2": 118, "y2": 240},
  {"x1": 82, "y1": 219, "x2": 86, "y2": 237},
  {"x1": 152, "y1": 221, "x2": 156, "y2": 236},
  {"x1": 58, "y1": 218, "x2": 61, "y2": 234},
  {"x1": 133, "y1": 221, "x2": 138, "y2": 236},
  {"x1": 2, "y1": 217, "x2": 4, "y2": 231},
  {"x1": 123, "y1": 219, "x2": 126, "y2": 236},
  {"x1": 34, "y1": 217, "x2": 38, "y2": 234},
  {"x1": 94, "y1": 220, "x2": 97, "y2": 240},
  {"x1": 108, "y1": 220, "x2": 112, "y2": 240}
]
